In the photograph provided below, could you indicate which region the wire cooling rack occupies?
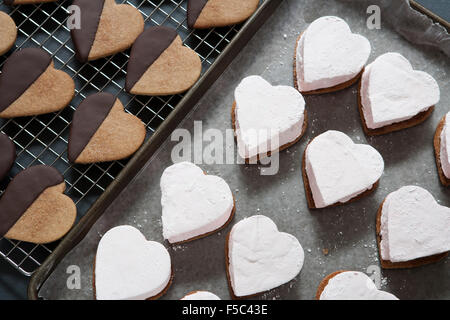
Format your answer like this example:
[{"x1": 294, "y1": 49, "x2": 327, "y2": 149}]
[{"x1": 0, "y1": 0, "x2": 254, "y2": 276}]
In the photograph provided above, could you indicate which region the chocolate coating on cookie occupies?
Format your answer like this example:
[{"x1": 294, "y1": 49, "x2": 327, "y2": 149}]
[
  {"x1": 68, "y1": 92, "x2": 116, "y2": 162},
  {"x1": 0, "y1": 48, "x2": 51, "y2": 113},
  {"x1": 125, "y1": 26, "x2": 178, "y2": 92},
  {"x1": 0, "y1": 165, "x2": 64, "y2": 237},
  {"x1": 0, "y1": 133, "x2": 16, "y2": 181},
  {"x1": 71, "y1": 0, "x2": 105, "y2": 62},
  {"x1": 187, "y1": 0, "x2": 208, "y2": 28}
]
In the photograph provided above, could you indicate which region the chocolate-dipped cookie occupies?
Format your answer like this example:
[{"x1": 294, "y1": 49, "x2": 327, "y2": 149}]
[
  {"x1": 94, "y1": 225, "x2": 173, "y2": 300},
  {"x1": 0, "y1": 11, "x2": 17, "y2": 55},
  {"x1": 0, "y1": 133, "x2": 16, "y2": 181},
  {"x1": 71, "y1": 0, "x2": 144, "y2": 62},
  {"x1": 126, "y1": 26, "x2": 201, "y2": 96},
  {"x1": 68, "y1": 92, "x2": 146, "y2": 164},
  {"x1": 187, "y1": 0, "x2": 259, "y2": 29},
  {"x1": 0, "y1": 165, "x2": 76, "y2": 244},
  {"x1": 0, "y1": 48, "x2": 74, "y2": 118}
]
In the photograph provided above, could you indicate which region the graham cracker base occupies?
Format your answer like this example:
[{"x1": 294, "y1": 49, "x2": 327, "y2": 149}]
[
  {"x1": 293, "y1": 33, "x2": 364, "y2": 95},
  {"x1": 0, "y1": 11, "x2": 17, "y2": 56},
  {"x1": 375, "y1": 199, "x2": 449, "y2": 269},
  {"x1": 74, "y1": 99, "x2": 146, "y2": 164},
  {"x1": 231, "y1": 101, "x2": 308, "y2": 163},
  {"x1": 301, "y1": 141, "x2": 380, "y2": 209},
  {"x1": 357, "y1": 80, "x2": 434, "y2": 136},
  {"x1": 168, "y1": 197, "x2": 236, "y2": 245},
  {"x1": 433, "y1": 116, "x2": 450, "y2": 187},
  {"x1": 93, "y1": 258, "x2": 174, "y2": 300},
  {"x1": 315, "y1": 270, "x2": 346, "y2": 300}
]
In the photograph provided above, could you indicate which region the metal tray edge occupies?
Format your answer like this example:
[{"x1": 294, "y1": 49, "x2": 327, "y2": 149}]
[{"x1": 28, "y1": 0, "x2": 282, "y2": 300}]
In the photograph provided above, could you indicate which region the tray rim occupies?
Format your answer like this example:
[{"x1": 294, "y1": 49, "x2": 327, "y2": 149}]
[
  {"x1": 27, "y1": 0, "x2": 283, "y2": 300},
  {"x1": 410, "y1": 0, "x2": 450, "y2": 31}
]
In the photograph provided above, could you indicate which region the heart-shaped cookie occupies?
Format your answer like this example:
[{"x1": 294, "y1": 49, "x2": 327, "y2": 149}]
[
  {"x1": 226, "y1": 215, "x2": 304, "y2": 298},
  {"x1": 233, "y1": 75, "x2": 307, "y2": 162},
  {"x1": 0, "y1": 165, "x2": 76, "y2": 244},
  {"x1": 181, "y1": 291, "x2": 221, "y2": 300},
  {"x1": 0, "y1": 48, "x2": 74, "y2": 118},
  {"x1": 4, "y1": 0, "x2": 56, "y2": 4},
  {"x1": 0, "y1": 11, "x2": 16, "y2": 55},
  {"x1": 303, "y1": 130, "x2": 384, "y2": 209},
  {"x1": 68, "y1": 92, "x2": 146, "y2": 164},
  {"x1": 359, "y1": 52, "x2": 440, "y2": 135},
  {"x1": 377, "y1": 186, "x2": 450, "y2": 269},
  {"x1": 94, "y1": 225, "x2": 172, "y2": 300},
  {"x1": 294, "y1": 16, "x2": 370, "y2": 94},
  {"x1": 126, "y1": 26, "x2": 202, "y2": 96},
  {"x1": 434, "y1": 112, "x2": 450, "y2": 186},
  {"x1": 71, "y1": 0, "x2": 144, "y2": 62},
  {"x1": 0, "y1": 133, "x2": 16, "y2": 181},
  {"x1": 317, "y1": 271, "x2": 398, "y2": 300},
  {"x1": 187, "y1": 0, "x2": 259, "y2": 29},
  {"x1": 161, "y1": 161, "x2": 234, "y2": 244}
]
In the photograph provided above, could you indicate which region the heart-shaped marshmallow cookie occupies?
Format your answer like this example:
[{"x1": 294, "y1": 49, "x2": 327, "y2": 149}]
[
  {"x1": 187, "y1": 0, "x2": 259, "y2": 29},
  {"x1": 233, "y1": 75, "x2": 307, "y2": 161},
  {"x1": 295, "y1": 16, "x2": 370, "y2": 94},
  {"x1": 95, "y1": 225, "x2": 172, "y2": 300},
  {"x1": 0, "y1": 48, "x2": 74, "y2": 118},
  {"x1": 303, "y1": 130, "x2": 384, "y2": 209},
  {"x1": 161, "y1": 162, "x2": 234, "y2": 244},
  {"x1": 227, "y1": 215, "x2": 304, "y2": 298},
  {"x1": 0, "y1": 165, "x2": 76, "y2": 244},
  {"x1": 68, "y1": 92, "x2": 146, "y2": 164},
  {"x1": 434, "y1": 112, "x2": 450, "y2": 186},
  {"x1": 317, "y1": 271, "x2": 398, "y2": 300},
  {"x1": 0, "y1": 11, "x2": 16, "y2": 55},
  {"x1": 71, "y1": 0, "x2": 144, "y2": 62},
  {"x1": 377, "y1": 186, "x2": 450, "y2": 269},
  {"x1": 126, "y1": 26, "x2": 202, "y2": 96},
  {"x1": 359, "y1": 53, "x2": 440, "y2": 135},
  {"x1": 181, "y1": 291, "x2": 221, "y2": 300},
  {"x1": 0, "y1": 133, "x2": 16, "y2": 181}
]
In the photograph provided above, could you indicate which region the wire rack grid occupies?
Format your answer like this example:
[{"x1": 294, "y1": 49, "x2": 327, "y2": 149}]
[{"x1": 0, "y1": 0, "x2": 256, "y2": 276}]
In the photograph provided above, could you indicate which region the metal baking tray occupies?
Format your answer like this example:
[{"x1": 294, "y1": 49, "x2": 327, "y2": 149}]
[{"x1": 0, "y1": 0, "x2": 281, "y2": 294}]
